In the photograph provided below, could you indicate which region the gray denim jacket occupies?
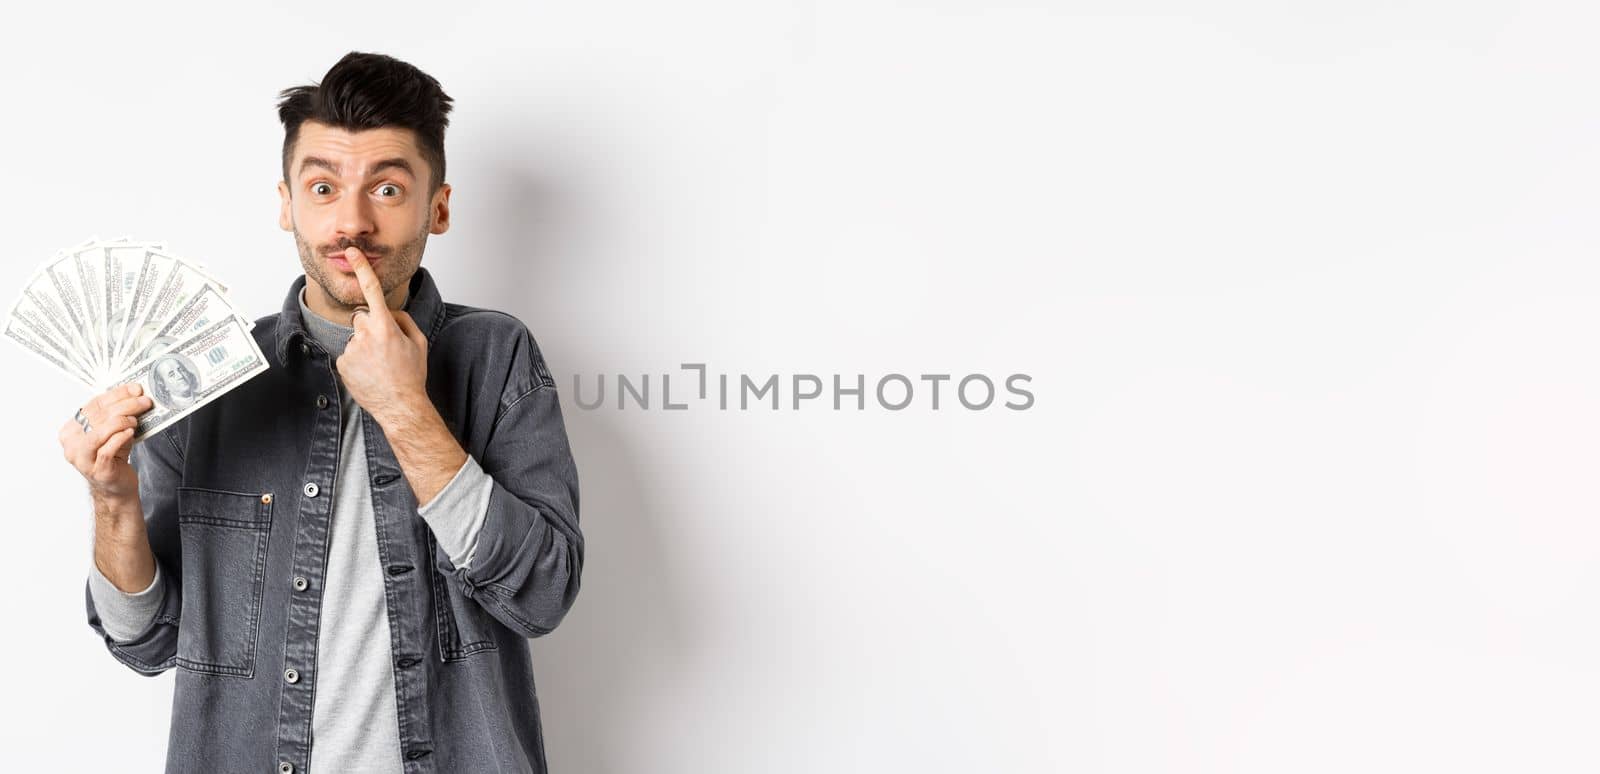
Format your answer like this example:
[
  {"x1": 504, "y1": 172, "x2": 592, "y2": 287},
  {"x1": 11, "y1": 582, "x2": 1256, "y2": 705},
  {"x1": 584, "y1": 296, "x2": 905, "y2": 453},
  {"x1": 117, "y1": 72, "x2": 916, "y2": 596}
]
[{"x1": 83, "y1": 268, "x2": 583, "y2": 774}]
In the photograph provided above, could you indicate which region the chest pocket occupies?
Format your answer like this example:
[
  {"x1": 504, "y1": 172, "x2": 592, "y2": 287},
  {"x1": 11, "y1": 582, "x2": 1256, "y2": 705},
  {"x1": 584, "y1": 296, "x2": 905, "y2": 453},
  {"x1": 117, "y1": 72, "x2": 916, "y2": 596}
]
[
  {"x1": 427, "y1": 530, "x2": 499, "y2": 661},
  {"x1": 175, "y1": 486, "x2": 273, "y2": 677}
]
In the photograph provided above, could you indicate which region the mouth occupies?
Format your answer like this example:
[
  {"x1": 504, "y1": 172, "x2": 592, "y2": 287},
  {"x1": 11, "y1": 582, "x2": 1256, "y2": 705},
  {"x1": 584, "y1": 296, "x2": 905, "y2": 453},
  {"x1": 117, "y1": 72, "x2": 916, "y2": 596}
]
[{"x1": 326, "y1": 251, "x2": 382, "y2": 273}]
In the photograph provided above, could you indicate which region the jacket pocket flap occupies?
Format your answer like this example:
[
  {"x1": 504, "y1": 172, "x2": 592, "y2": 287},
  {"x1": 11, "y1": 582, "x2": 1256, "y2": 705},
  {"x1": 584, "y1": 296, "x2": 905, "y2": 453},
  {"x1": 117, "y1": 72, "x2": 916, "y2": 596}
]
[{"x1": 177, "y1": 486, "x2": 272, "y2": 526}]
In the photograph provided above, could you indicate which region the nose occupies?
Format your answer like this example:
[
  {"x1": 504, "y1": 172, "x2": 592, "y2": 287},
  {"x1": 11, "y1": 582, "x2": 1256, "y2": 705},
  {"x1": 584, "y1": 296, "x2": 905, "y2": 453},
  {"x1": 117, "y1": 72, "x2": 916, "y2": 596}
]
[{"x1": 334, "y1": 186, "x2": 375, "y2": 241}]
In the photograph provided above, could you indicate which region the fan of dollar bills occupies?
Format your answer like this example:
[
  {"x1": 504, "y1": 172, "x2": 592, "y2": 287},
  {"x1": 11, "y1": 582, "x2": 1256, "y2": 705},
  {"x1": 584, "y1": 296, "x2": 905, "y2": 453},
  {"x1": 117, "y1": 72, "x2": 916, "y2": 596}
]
[{"x1": 4, "y1": 237, "x2": 270, "y2": 441}]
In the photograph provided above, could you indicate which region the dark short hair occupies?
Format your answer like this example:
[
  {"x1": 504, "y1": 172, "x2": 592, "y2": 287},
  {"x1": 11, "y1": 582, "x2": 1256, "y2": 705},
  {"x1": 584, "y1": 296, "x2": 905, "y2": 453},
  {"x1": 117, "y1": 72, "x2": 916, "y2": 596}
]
[{"x1": 276, "y1": 52, "x2": 454, "y2": 193}]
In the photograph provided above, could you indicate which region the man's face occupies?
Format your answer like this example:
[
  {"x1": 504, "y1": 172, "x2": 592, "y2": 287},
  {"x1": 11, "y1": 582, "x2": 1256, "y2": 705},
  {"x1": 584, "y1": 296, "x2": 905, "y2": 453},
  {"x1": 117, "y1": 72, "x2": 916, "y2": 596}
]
[
  {"x1": 277, "y1": 121, "x2": 451, "y2": 317},
  {"x1": 157, "y1": 359, "x2": 192, "y2": 396}
]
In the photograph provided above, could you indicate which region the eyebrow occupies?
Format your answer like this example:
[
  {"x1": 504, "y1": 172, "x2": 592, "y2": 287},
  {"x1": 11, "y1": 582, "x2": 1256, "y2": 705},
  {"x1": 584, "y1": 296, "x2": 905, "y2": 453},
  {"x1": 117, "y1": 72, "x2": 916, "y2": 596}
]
[{"x1": 297, "y1": 156, "x2": 417, "y2": 179}]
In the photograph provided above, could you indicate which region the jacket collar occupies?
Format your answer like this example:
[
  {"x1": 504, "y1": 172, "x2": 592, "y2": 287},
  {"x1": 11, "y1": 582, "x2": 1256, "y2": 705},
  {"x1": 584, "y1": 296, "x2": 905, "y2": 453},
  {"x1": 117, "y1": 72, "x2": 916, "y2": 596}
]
[{"x1": 275, "y1": 266, "x2": 448, "y2": 362}]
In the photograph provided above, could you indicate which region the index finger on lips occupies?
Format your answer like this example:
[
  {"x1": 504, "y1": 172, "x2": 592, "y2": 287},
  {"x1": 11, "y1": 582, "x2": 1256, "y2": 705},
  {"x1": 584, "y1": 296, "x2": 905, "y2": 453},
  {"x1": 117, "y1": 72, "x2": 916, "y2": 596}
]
[{"x1": 344, "y1": 247, "x2": 394, "y2": 326}]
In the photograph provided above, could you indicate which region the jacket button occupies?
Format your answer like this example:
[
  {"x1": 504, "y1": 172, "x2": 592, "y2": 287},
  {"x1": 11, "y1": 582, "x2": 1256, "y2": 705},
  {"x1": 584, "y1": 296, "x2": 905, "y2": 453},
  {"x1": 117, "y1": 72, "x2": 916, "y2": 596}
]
[
  {"x1": 315, "y1": 395, "x2": 328, "y2": 409},
  {"x1": 299, "y1": 343, "x2": 310, "y2": 357},
  {"x1": 396, "y1": 657, "x2": 417, "y2": 669},
  {"x1": 292, "y1": 576, "x2": 309, "y2": 592},
  {"x1": 283, "y1": 668, "x2": 299, "y2": 684},
  {"x1": 303, "y1": 482, "x2": 319, "y2": 498},
  {"x1": 279, "y1": 763, "x2": 294, "y2": 774},
  {"x1": 260, "y1": 493, "x2": 272, "y2": 505}
]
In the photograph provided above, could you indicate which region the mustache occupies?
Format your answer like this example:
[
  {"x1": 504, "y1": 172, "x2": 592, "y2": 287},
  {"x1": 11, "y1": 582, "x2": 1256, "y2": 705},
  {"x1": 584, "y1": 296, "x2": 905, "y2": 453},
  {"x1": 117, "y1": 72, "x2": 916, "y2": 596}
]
[{"x1": 320, "y1": 237, "x2": 391, "y2": 258}]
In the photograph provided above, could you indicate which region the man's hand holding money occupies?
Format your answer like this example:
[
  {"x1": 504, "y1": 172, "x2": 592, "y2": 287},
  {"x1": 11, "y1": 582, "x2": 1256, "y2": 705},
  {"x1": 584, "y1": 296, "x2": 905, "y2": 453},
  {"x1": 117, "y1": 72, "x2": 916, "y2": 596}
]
[
  {"x1": 59, "y1": 383, "x2": 152, "y2": 506},
  {"x1": 7, "y1": 238, "x2": 270, "y2": 595},
  {"x1": 61, "y1": 382, "x2": 158, "y2": 593},
  {"x1": 7, "y1": 238, "x2": 271, "y2": 443}
]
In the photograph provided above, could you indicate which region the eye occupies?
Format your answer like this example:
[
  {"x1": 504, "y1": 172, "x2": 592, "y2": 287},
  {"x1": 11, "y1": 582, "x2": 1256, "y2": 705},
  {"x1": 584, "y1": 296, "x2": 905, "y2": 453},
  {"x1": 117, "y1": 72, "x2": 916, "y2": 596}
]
[
  {"x1": 376, "y1": 183, "x2": 402, "y2": 197},
  {"x1": 311, "y1": 182, "x2": 333, "y2": 196}
]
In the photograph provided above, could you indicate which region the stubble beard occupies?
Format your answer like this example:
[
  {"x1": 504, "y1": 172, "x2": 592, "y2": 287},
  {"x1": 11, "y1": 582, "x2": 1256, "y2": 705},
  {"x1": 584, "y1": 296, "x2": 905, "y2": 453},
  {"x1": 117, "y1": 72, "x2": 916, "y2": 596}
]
[{"x1": 293, "y1": 219, "x2": 430, "y2": 310}]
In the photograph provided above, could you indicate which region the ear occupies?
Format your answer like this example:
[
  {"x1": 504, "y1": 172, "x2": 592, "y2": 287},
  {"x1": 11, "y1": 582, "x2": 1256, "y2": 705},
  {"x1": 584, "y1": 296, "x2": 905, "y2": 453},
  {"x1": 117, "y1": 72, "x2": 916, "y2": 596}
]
[
  {"x1": 429, "y1": 183, "x2": 451, "y2": 235},
  {"x1": 277, "y1": 180, "x2": 293, "y2": 232}
]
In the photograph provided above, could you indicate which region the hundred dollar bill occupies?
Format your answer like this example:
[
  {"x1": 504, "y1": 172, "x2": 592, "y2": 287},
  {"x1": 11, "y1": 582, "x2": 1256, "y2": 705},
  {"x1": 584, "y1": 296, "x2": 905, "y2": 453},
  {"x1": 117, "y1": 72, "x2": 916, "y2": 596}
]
[
  {"x1": 118, "y1": 251, "x2": 218, "y2": 372},
  {"x1": 115, "y1": 314, "x2": 269, "y2": 441},
  {"x1": 104, "y1": 242, "x2": 166, "y2": 372},
  {"x1": 6, "y1": 287, "x2": 97, "y2": 375},
  {"x1": 177, "y1": 256, "x2": 229, "y2": 296},
  {"x1": 9, "y1": 277, "x2": 97, "y2": 378},
  {"x1": 41, "y1": 250, "x2": 102, "y2": 379},
  {"x1": 122, "y1": 284, "x2": 244, "y2": 372},
  {"x1": 103, "y1": 248, "x2": 126, "y2": 366},
  {"x1": 111, "y1": 249, "x2": 177, "y2": 372},
  {"x1": 69, "y1": 244, "x2": 108, "y2": 371},
  {"x1": 5, "y1": 237, "x2": 261, "y2": 406},
  {"x1": 3, "y1": 309, "x2": 96, "y2": 388}
]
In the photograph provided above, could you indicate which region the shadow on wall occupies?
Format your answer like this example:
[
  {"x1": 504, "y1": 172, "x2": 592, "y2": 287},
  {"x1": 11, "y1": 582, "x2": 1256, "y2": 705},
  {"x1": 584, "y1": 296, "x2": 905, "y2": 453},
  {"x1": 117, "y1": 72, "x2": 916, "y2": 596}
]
[{"x1": 470, "y1": 151, "x2": 697, "y2": 773}]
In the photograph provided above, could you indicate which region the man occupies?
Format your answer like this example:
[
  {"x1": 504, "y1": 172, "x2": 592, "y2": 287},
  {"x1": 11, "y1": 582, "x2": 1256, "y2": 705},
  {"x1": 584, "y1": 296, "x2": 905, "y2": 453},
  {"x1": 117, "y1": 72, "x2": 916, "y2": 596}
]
[{"x1": 62, "y1": 51, "x2": 583, "y2": 774}]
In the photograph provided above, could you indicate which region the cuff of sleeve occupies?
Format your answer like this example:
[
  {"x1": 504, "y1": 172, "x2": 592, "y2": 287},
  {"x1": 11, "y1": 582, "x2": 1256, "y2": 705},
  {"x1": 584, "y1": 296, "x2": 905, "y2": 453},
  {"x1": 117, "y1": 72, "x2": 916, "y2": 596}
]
[
  {"x1": 87, "y1": 560, "x2": 166, "y2": 643},
  {"x1": 417, "y1": 454, "x2": 493, "y2": 571}
]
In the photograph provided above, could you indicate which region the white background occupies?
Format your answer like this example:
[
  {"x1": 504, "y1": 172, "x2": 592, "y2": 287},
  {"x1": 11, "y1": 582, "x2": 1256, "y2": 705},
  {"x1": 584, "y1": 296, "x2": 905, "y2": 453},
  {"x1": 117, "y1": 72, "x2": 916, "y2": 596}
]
[{"x1": 1, "y1": 1, "x2": 1595, "y2": 772}]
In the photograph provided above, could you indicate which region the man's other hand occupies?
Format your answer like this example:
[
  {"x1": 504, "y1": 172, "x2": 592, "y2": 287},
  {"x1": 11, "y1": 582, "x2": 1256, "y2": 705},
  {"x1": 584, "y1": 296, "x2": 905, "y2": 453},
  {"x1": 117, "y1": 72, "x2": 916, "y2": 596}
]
[{"x1": 335, "y1": 245, "x2": 430, "y2": 423}]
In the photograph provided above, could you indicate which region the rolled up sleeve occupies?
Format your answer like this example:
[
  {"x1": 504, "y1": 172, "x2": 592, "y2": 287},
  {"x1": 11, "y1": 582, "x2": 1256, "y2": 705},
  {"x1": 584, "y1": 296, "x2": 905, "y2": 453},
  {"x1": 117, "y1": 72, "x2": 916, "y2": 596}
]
[
  {"x1": 431, "y1": 332, "x2": 582, "y2": 639},
  {"x1": 416, "y1": 454, "x2": 493, "y2": 570},
  {"x1": 87, "y1": 559, "x2": 166, "y2": 643}
]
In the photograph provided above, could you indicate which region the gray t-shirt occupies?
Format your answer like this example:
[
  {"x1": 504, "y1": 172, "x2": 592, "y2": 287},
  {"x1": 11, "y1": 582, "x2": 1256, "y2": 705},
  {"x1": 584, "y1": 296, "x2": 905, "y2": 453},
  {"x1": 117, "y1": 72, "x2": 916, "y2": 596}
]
[{"x1": 89, "y1": 285, "x2": 493, "y2": 773}]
